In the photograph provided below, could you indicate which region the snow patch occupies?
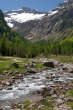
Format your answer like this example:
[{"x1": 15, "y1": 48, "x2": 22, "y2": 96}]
[
  {"x1": 7, "y1": 23, "x2": 14, "y2": 28},
  {"x1": 5, "y1": 12, "x2": 45, "y2": 28},
  {"x1": 48, "y1": 10, "x2": 58, "y2": 16},
  {"x1": 5, "y1": 17, "x2": 14, "y2": 28}
]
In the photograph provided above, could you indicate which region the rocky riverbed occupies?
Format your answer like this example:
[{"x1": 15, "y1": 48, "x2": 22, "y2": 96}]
[{"x1": 0, "y1": 59, "x2": 73, "y2": 109}]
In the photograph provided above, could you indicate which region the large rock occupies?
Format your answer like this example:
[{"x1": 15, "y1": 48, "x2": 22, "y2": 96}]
[
  {"x1": 12, "y1": 62, "x2": 19, "y2": 68},
  {"x1": 43, "y1": 59, "x2": 59, "y2": 68},
  {"x1": 26, "y1": 68, "x2": 39, "y2": 73},
  {"x1": 63, "y1": 64, "x2": 73, "y2": 73},
  {"x1": 28, "y1": 62, "x2": 36, "y2": 68},
  {"x1": 56, "y1": 98, "x2": 64, "y2": 106},
  {"x1": 38, "y1": 105, "x2": 45, "y2": 109}
]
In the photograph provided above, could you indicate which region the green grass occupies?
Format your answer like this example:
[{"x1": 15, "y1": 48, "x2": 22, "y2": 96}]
[
  {"x1": 0, "y1": 58, "x2": 12, "y2": 73},
  {"x1": 66, "y1": 89, "x2": 73, "y2": 97},
  {"x1": 31, "y1": 99, "x2": 54, "y2": 110},
  {"x1": 23, "y1": 100, "x2": 31, "y2": 107},
  {"x1": 34, "y1": 63, "x2": 45, "y2": 69},
  {"x1": 16, "y1": 100, "x2": 31, "y2": 109},
  {"x1": 47, "y1": 55, "x2": 73, "y2": 63},
  {"x1": 0, "y1": 56, "x2": 27, "y2": 74},
  {"x1": 0, "y1": 56, "x2": 46, "y2": 74},
  {"x1": 66, "y1": 89, "x2": 73, "y2": 110},
  {"x1": 40, "y1": 99, "x2": 54, "y2": 110},
  {"x1": 67, "y1": 101, "x2": 73, "y2": 110},
  {"x1": 0, "y1": 55, "x2": 73, "y2": 74}
]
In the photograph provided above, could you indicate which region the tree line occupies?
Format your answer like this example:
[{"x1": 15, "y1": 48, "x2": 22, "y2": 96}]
[{"x1": 0, "y1": 36, "x2": 73, "y2": 58}]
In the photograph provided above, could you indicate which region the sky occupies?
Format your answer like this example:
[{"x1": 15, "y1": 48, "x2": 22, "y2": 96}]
[{"x1": 0, "y1": 0, "x2": 64, "y2": 12}]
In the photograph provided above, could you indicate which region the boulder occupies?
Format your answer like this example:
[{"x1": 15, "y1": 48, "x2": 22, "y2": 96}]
[
  {"x1": 43, "y1": 59, "x2": 59, "y2": 68},
  {"x1": 12, "y1": 62, "x2": 19, "y2": 68},
  {"x1": 17, "y1": 74, "x2": 23, "y2": 79},
  {"x1": 18, "y1": 74, "x2": 23, "y2": 77},
  {"x1": 27, "y1": 62, "x2": 36, "y2": 68},
  {"x1": 56, "y1": 98, "x2": 64, "y2": 105},
  {"x1": 38, "y1": 105, "x2": 45, "y2": 109},
  {"x1": 27, "y1": 68, "x2": 38, "y2": 73},
  {"x1": 31, "y1": 76, "x2": 40, "y2": 79},
  {"x1": 50, "y1": 89, "x2": 56, "y2": 95},
  {"x1": 5, "y1": 81, "x2": 11, "y2": 86},
  {"x1": 43, "y1": 61, "x2": 54, "y2": 68},
  {"x1": 51, "y1": 94, "x2": 57, "y2": 98},
  {"x1": 8, "y1": 71, "x2": 13, "y2": 75},
  {"x1": 7, "y1": 87, "x2": 12, "y2": 90},
  {"x1": 9, "y1": 78, "x2": 15, "y2": 84},
  {"x1": 63, "y1": 64, "x2": 73, "y2": 73}
]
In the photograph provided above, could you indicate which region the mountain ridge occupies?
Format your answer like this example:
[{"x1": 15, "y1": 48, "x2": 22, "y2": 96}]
[{"x1": 4, "y1": 0, "x2": 73, "y2": 41}]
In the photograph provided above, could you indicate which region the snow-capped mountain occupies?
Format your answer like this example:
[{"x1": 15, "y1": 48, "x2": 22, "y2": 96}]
[
  {"x1": 4, "y1": 0, "x2": 73, "y2": 41},
  {"x1": 4, "y1": 0, "x2": 71, "y2": 28},
  {"x1": 4, "y1": 7, "x2": 46, "y2": 28},
  {"x1": 4, "y1": 6, "x2": 60, "y2": 28}
]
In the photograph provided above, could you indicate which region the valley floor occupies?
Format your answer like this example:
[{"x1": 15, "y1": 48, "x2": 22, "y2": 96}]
[{"x1": 0, "y1": 55, "x2": 73, "y2": 109}]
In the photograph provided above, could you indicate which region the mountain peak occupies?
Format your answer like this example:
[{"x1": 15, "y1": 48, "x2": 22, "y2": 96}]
[{"x1": 22, "y1": 7, "x2": 37, "y2": 13}]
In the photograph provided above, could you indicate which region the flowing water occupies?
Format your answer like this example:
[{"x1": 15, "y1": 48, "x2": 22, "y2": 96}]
[{"x1": 0, "y1": 67, "x2": 73, "y2": 108}]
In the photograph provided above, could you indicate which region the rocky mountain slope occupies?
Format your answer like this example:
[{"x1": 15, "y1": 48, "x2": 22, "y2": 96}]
[{"x1": 4, "y1": 0, "x2": 73, "y2": 41}]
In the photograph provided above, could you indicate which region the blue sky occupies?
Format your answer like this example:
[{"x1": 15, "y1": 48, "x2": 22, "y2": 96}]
[{"x1": 1, "y1": 0, "x2": 64, "y2": 12}]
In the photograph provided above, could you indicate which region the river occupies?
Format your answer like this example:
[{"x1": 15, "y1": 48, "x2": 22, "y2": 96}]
[{"x1": 0, "y1": 66, "x2": 73, "y2": 109}]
